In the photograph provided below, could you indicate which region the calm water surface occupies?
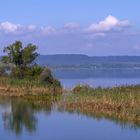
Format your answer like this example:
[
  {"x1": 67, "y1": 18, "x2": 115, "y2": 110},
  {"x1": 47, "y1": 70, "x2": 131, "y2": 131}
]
[
  {"x1": 54, "y1": 69, "x2": 140, "y2": 88},
  {"x1": 0, "y1": 69, "x2": 140, "y2": 140},
  {"x1": 60, "y1": 78, "x2": 140, "y2": 88},
  {"x1": 0, "y1": 98, "x2": 140, "y2": 140}
]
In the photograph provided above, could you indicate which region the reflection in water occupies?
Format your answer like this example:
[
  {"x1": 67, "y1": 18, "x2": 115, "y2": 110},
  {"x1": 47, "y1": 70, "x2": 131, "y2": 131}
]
[
  {"x1": 58, "y1": 108, "x2": 140, "y2": 131},
  {"x1": 3, "y1": 100, "x2": 36, "y2": 134},
  {"x1": 2, "y1": 97, "x2": 55, "y2": 135},
  {"x1": 0, "y1": 96, "x2": 139, "y2": 139}
]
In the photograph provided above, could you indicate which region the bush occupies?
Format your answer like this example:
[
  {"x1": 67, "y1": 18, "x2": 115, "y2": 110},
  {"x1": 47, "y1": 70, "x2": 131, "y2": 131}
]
[
  {"x1": 0, "y1": 63, "x2": 11, "y2": 77},
  {"x1": 10, "y1": 67, "x2": 23, "y2": 78},
  {"x1": 73, "y1": 84, "x2": 92, "y2": 94},
  {"x1": 10, "y1": 65, "x2": 44, "y2": 79},
  {"x1": 0, "y1": 67, "x2": 6, "y2": 76},
  {"x1": 39, "y1": 68, "x2": 54, "y2": 85},
  {"x1": 25, "y1": 65, "x2": 44, "y2": 79},
  {"x1": 39, "y1": 67, "x2": 61, "y2": 87},
  {"x1": 52, "y1": 79, "x2": 62, "y2": 87}
]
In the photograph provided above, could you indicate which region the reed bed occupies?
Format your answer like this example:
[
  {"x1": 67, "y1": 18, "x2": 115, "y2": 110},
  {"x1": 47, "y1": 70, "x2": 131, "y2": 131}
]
[
  {"x1": 59, "y1": 85, "x2": 140, "y2": 124},
  {"x1": 0, "y1": 77, "x2": 62, "y2": 96}
]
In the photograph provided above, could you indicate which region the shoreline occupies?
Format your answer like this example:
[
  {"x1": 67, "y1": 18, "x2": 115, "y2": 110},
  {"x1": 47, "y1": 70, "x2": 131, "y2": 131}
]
[
  {"x1": 0, "y1": 83, "x2": 140, "y2": 96},
  {"x1": 0, "y1": 82, "x2": 140, "y2": 124},
  {"x1": 59, "y1": 85, "x2": 140, "y2": 123}
]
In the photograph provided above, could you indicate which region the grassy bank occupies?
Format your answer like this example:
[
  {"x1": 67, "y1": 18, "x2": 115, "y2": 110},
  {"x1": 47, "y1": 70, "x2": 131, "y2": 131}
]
[
  {"x1": 1, "y1": 77, "x2": 140, "y2": 125},
  {"x1": 0, "y1": 77, "x2": 62, "y2": 96},
  {"x1": 59, "y1": 85, "x2": 140, "y2": 124}
]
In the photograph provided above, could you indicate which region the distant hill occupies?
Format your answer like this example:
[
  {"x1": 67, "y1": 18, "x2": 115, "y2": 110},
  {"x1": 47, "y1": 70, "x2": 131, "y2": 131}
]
[
  {"x1": 35, "y1": 54, "x2": 140, "y2": 69},
  {"x1": 36, "y1": 54, "x2": 90, "y2": 65},
  {"x1": 1, "y1": 54, "x2": 140, "y2": 69}
]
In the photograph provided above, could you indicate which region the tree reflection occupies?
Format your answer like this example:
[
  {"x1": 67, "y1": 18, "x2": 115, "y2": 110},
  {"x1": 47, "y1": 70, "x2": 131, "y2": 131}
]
[{"x1": 2, "y1": 97, "x2": 55, "y2": 135}]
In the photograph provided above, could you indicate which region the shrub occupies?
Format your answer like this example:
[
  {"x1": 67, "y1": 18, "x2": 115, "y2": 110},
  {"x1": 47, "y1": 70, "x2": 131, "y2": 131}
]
[
  {"x1": 52, "y1": 79, "x2": 62, "y2": 87},
  {"x1": 10, "y1": 67, "x2": 24, "y2": 78},
  {"x1": 0, "y1": 67, "x2": 6, "y2": 76},
  {"x1": 73, "y1": 84, "x2": 92, "y2": 94},
  {"x1": 39, "y1": 67, "x2": 54, "y2": 85},
  {"x1": 10, "y1": 65, "x2": 44, "y2": 80},
  {"x1": 0, "y1": 63, "x2": 11, "y2": 77},
  {"x1": 25, "y1": 65, "x2": 44, "y2": 79},
  {"x1": 39, "y1": 67, "x2": 62, "y2": 87}
]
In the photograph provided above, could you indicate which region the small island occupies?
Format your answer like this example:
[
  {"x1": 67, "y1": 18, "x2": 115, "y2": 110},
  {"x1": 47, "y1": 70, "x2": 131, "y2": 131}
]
[{"x1": 0, "y1": 41, "x2": 62, "y2": 96}]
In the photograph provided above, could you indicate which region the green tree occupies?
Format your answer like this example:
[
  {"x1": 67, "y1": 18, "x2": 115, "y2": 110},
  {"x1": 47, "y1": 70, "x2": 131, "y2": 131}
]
[
  {"x1": 2, "y1": 41, "x2": 23, "y2": 66},
  {"x1": 2, "y1": 41, "x2": 39, "y2": 78},
  {"x1": 22, "y1": 44, "x2": 39, "y2": 67}
]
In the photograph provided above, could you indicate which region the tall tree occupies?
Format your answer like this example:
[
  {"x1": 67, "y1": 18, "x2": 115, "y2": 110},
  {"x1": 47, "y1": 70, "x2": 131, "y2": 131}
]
[
  {"x1": 2, "y1": 41, "x2": 39, "y2": 78},
  {"x1": 2, "y1": 41, "x2": 23, "y2": 67}
]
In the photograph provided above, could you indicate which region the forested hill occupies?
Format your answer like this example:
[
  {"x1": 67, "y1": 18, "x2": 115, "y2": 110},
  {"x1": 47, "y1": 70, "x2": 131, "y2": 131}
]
[
  {"x1": 35, "y1": 55, "x2": 140, "y2": 67},
  {"x1": 1, "y1": 54, "x2": 140, "y2": 68}
]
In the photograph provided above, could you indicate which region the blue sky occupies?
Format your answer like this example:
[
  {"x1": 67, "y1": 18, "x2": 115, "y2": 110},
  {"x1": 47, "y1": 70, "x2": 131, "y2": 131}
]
[{"x1": 0, "y1": 0, "x2": 140, "y2": 55}]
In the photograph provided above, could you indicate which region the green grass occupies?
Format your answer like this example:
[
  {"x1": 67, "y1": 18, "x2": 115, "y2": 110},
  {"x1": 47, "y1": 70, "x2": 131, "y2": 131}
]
[{"x1": 0, "y1": 77, "x2": 49, "y2": 87}]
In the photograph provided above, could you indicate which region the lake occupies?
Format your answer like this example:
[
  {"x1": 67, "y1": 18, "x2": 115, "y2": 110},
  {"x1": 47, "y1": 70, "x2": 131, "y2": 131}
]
[
  {"x1": 0, "y1": 97, "x2": 140, "y2": 140},
  {"x1": 53, "y1": 68, "x2": 140, "y2": 88},
  {"x1": 0, "y1": 68, "x2": 140, "y2": 140}
]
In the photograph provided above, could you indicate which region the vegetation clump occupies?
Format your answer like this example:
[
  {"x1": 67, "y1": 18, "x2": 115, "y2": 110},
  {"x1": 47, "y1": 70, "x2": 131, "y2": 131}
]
[
  {"x1": 39, "y1": 68, "x2": 61, "y2": 87},
  {"x1": 73, "y1": 84, "x2": 92, "y2": 94},
  {"x1": 0, "y1": 41, "x2": 62, "y2": 96},
  {"x1": 59, "y1": 85, "x2": 140, "y2": 124}
]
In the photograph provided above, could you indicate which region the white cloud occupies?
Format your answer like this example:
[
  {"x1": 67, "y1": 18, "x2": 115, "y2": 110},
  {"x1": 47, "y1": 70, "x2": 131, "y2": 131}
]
[
  {"x1": 0, "y1": 18, "x2": 139, "y2": 56},
  {"x1": 64, "y1": 23, "x2": 80, "y2": 29},
  {"x1": 89, "y1": 33, "x2": 106, "y2": 39},
  {"x1": 0, "y1": 17, "x2": 130, "y2": 38},
  {"x1": 27, "y1": 25, "x2": 37, "y2": 31},
  {"x1": 42, "y1": 26, "x2": 56, "y2": 35},
  {"x1": 0, "y1": 21, "x2": 56, "y2": 36},
  {"x1": 0, "y1": 22, "x2": 21, "y2": 33},
  {"x1": 86, "y1": 15, "x2": 130, "y2": 33}
]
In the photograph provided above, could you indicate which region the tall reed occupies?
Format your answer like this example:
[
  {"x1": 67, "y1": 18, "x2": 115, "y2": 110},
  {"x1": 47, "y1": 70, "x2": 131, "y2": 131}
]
[{"x1": 59, "y1": 84, "x2": 140, "y2": 123}]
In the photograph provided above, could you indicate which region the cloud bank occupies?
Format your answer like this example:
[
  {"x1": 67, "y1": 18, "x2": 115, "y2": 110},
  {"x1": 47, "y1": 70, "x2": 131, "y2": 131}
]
[
  {"x1": 0, "y1": 15, "x2": 139, "y2": 56},
  {"x1": 0, "y1": 15, "x2": 129, "y2": 35}
]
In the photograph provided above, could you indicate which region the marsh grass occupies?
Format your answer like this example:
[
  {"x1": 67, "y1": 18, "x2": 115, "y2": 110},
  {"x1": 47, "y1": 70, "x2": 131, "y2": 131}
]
[
  {"x1": 0, "y1": 77, "x2": 62, "y2": 96},
  {"x1": 59, "y1": 84, "x2": 140, "y2": 124}
]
